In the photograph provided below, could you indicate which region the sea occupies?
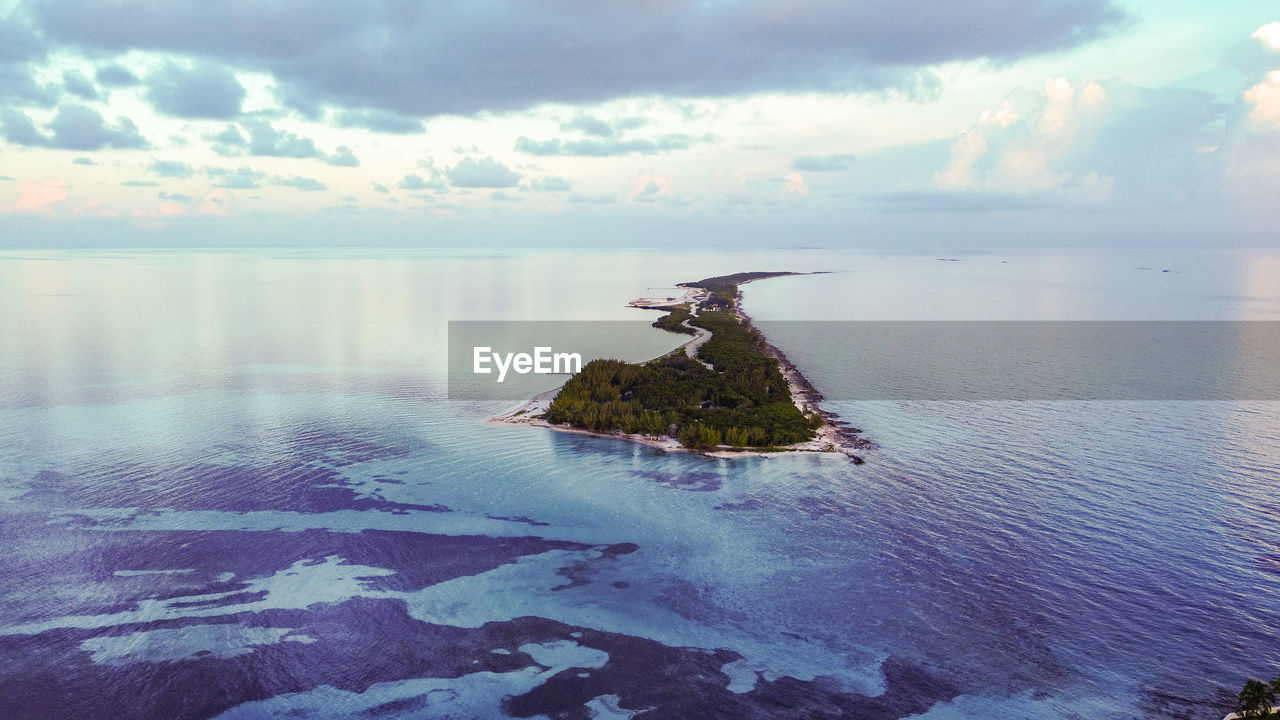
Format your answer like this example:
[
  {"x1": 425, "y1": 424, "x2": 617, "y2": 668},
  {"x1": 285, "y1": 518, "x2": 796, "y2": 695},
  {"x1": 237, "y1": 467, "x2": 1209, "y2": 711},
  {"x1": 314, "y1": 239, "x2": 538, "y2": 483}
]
[{"x1": 0, "y1": 247, "x2": 1277, "y2": 719}]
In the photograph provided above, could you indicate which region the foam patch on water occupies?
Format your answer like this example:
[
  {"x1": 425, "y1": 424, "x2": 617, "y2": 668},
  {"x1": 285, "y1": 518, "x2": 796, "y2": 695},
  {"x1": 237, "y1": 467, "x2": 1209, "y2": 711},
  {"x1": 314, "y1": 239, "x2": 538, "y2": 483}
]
[
  {"x1": 518, "y1": 639, "x2": 609, "y2": 670},
  {"x1": 81, "y1": 625, "x2": 310, "y2": 664},
  {"x1": 3, "y1": 555, "x2": 394, "y2": 635},
  {"x1": 397, "y1": 548, "x2": 885, "y2": 696},
  {"x1": 211, "y1": 640, "x2": 606, "y2": 720},
  {"x1": 585, "y1": 694, "x2": 639, "y2": 719}
]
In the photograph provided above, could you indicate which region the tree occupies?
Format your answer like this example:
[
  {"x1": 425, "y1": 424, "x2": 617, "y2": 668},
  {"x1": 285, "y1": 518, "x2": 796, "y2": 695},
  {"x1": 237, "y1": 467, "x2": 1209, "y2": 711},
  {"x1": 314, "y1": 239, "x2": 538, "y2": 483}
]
[{"x1": 1240, "y1": 678, "x2": 1275, "y2": 717}]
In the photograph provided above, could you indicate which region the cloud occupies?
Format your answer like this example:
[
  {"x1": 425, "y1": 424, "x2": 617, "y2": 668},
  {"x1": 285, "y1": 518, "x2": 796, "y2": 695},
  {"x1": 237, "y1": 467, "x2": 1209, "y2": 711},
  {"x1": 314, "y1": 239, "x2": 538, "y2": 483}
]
[
  {"x1": 121, "y1": 179, "x2": 159, "y2": 186},
  {"x1": 1254, "y1": 22, "x2": 1280, "y2": 51},
  {"x1": 207, "y1": 166, "x2": 264, "y2": 189},
  {"x1": 528, "y1": 175, "x2": 572, "y2": 192},
  {"x1": 490, "y1": 190, "x2": 522, "y2": 202},
  {"x1": 149, "y1": 159, "x2": 195, "y2": 178},
  {"x1": 791, "y1": 153, "x2": 855, "y2": 172},
  {"x1": 934, "y1": 77, "x2": 1221, "y2": 201},
  {"x1": 447, "y1": 156, "x2": 520, "y2": 188},
  {"x1": 784, "y1": 172, "x2": 808, "y2": 194},
  {"x1": 1220, "y1": 71, "x2": 1280, "y2": 199},
  {"x1": 3, "y1": 105, "x2": 147, "y2": 150},
  {"x1": 398, "y1": 174, "x2": 435, "y2": 191},
  {"x1": 326, "y1": 145, "x2": 359, "y2": 167},
  {"x1": 9, "y1": 178, "x2": 69, "y2": 214},
  {"x1": 208, "y1": 119, "x2": 357, "y2": 165},
  {"x1": 95, "y1": 63, "x2": 138, "y2": 87},
  {"x1": 1243, "y1": 70, "x2": 1280, "y2": 129},
  {"x1": 146, "y1": 61, "x2": 245, "y2": 119},
  {"x1": 72, "y1": 156, "x2": 94, "y2": 165},
  {"x1": 371, "y1": 182, "x2": 389, "y2": 193},
  {"x1": 48, "y1": 104, "x2": 147, "y2": 150},
  {"x1": 515, "y1": 133, "x2": 714, "y2": 157},
  {"x1": 333, "y1": 108, "x2": 424, "y2": 134},
  {"x1": 1, "y1": 109, "x2": 45, "y2": 145},
  {"x1": 241, "y1": 118, "x2": 319, "y2": 158},
  {"x1": 0, "y1": 14, "x2": 45, "y2": 64},
  {"x1": 629, "y1": 171, "x2": 672, "y2": 201},
  {"x1": 271, "y1": 175, "x2": 327, "y2": 191},
  {"x1": 559, "y1": 114, "x2": 647, "y2": 138},
  {"x1": 0, "y1": 65, "x2": 58, "y2": 106},
  {"x1": 31, "y1": 0, "x2": 1126, "y2": 117},
  {"x1": 61, "y1": 69, "x2": 99, "y2": 100}
]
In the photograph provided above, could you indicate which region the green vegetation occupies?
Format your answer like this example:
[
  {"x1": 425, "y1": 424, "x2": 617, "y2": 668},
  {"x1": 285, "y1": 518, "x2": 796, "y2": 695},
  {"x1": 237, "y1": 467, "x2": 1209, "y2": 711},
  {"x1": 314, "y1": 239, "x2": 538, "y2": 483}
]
[
  {"x1": 1239, "y1": 676, "x2": 1280, "y2": 718},
  {"x1": 650, "y1": 304, "x2": 696, "y2": 335},
  {"x1": 545, "y1": 272, "x2": 820, "y2": 449}
]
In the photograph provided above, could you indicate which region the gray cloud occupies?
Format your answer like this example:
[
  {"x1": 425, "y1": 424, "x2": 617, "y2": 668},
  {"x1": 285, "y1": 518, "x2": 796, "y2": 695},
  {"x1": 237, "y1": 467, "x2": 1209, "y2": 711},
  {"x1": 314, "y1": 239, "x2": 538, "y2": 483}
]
[
  {"x1": 207, "y1": 166, "x2": 264, "y2": 189},
  {"x1": 149, "y1": 159, "x2": 195, "y2": 178},
  {"x1": 0, "y1": 14, "x2": 45, "y2": 64},
  {"x1": 792, "y1": 153, "x2": 856, "y2": 171},
  {"x1": 47, "y1": 105, "x2": 146, "y2": 149},
  {"x1": 271, "y1": 175, "x2": 327, "y2": 191},
  {"x1": 146, "y1": 61, "x2": 245, "y2": 119},
  {"x1": 122, "y1": 179, "x2": 159, "y2": 186},
  {"x1": 31, "y1": 0, "x2": 1126, "y2": 117},
  {"x1": 95, "y1": 63, "x2": 138, "y2": 87},
  {"x1": 3, "y1": 104, "x2": 146, "y2": 150},
  {"x1": 208, "y1": 124, "x2": 247, "y2": 154},
  {"x1": 2, "y1": 109, "x2": 45, "y2": 145},
  {"x1": 515, "y1": 133, "x2": 714, "y2": 157},
  {"x1": 208, "y1": 119, "x2": 358, "y2": 165},
  {"x1": 447, "y1": 156, "x2": 520, "y2": 188},
  {"x1": 560, "y1": 114, "x2": 647, "y2": 138},
  {"x1": 62, "y1": 69, "x2": 99, "y2": 100},
  {"x1": 397, "y1": 171, "x2": 446, "y2": 192},
  {"x1": 333, "y1": 108, "x2": 424, "y2": 134},
  {"x1": 242, "y1": 118, "x2": 318, "y2": 158},
  {"x1": 528, "y1": 175, "x2": 572, "y2": 192},
  {"x1": 72, "y1": 156, "x2": 94, "y2": 165},
  {"x1": 0, "y1": 65, "x2": 58, "y2": 106},
  {"x1": 326, "y1": 145, "x2": 359, "y2": 167}
]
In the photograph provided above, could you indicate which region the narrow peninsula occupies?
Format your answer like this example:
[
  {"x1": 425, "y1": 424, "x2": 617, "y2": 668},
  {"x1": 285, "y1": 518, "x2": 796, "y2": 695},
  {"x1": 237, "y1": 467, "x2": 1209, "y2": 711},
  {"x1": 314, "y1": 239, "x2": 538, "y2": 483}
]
[{"x1": 493, "y1": 272, "x2": 870, "y2": 461}]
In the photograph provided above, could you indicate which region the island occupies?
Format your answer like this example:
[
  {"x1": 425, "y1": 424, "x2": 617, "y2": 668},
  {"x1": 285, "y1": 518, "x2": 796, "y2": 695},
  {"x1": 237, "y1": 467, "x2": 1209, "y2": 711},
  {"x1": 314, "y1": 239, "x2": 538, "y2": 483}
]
[{"x1": 492, "y1": 272, "x2": 870, "y2": 461}]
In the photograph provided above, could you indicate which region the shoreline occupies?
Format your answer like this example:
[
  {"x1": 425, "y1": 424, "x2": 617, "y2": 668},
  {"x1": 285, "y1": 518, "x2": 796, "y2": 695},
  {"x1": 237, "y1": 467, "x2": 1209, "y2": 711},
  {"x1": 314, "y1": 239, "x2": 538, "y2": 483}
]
[{"x1": 489, "y1": 274, "x2": 871, "y2": 462}]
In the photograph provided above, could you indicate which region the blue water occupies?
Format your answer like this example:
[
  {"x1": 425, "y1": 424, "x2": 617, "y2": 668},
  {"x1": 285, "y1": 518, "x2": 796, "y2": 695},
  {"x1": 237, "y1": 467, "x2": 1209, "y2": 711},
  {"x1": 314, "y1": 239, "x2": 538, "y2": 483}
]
[{"x1": 1, "y1": 248, "x2": 1277, "y2": 719}]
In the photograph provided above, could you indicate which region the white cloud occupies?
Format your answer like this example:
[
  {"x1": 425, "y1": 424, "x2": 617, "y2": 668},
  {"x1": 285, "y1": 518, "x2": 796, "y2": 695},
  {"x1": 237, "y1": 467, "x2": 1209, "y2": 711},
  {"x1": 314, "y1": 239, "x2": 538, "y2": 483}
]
[
  {"x1": 783, "y1": 171, "x2": 808, "y2": 195},
  {"x1": 1243, "y1": 70, "x2": 1280, "y2": 128},
  {"x1": 7, "y1": 177, "x2": 70, "y2": 214},
  {"x1": 934, "y1": 77, "x2": 1209, "y2": 202},
  {"x1": 629, "y1": 171, "x2": 671, "y2": 200},
  {"x1": 1253, "y1": 22, "x2": 1280, "y2": 51}
]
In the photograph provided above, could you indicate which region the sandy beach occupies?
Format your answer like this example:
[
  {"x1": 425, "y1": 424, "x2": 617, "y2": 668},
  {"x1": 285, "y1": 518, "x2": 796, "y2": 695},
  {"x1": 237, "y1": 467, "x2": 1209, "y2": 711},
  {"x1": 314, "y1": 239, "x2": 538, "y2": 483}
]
[{"x1": 489, "y1": 275, "x2": 871, "y2": 461}]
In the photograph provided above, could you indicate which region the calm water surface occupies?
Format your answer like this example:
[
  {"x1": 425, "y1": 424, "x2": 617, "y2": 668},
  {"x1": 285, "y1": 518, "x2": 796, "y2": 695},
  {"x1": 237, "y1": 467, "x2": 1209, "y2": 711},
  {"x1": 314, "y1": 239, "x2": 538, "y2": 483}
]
[{"x1": 1, "y1": 248, "x2": 1277, "y2": 719}]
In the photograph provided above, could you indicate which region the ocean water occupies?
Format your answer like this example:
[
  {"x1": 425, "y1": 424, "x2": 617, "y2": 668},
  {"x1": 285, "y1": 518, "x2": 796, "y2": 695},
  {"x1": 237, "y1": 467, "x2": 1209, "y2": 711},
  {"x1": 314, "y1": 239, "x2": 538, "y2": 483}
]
[{"x1": 0, "y1": 248, "x2": 1277, "y2": 719}]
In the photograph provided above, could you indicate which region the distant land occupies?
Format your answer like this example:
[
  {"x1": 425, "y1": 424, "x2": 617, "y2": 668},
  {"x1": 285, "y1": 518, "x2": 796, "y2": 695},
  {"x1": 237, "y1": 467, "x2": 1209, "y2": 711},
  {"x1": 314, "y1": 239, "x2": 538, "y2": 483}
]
[{"x1": 494, "y1": 272, "x2": 870, "y2": 461}]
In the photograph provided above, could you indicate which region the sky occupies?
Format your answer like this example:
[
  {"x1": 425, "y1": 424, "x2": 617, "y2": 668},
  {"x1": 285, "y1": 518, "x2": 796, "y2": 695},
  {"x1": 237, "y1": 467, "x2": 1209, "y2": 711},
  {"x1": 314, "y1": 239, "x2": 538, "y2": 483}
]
[{"x1": 0, "y1": 0, "x2": 1277, "y2": 248}]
